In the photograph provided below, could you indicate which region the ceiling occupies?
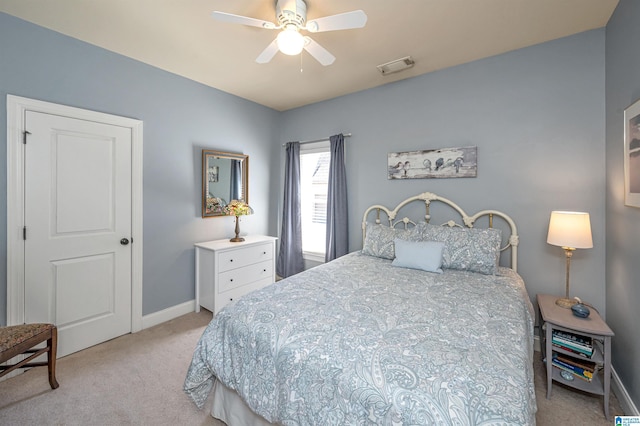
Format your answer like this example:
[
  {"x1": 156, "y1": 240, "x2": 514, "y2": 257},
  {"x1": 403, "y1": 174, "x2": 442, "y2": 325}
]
[{"x1": 0, "y1": 0, "x2": 619, "y2": 111}]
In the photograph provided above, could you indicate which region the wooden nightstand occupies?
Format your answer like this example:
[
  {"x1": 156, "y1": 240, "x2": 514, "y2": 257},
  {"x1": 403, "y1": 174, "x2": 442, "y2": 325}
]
[{"x1": 537, "y1": 294, "x2": 614, "y2": 420}]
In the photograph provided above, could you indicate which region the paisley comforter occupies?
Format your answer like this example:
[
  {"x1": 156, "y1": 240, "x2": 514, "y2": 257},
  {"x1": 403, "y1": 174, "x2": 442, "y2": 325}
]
[{"x1": 184, "y1": 252, "x2": 537, "y2": 425}]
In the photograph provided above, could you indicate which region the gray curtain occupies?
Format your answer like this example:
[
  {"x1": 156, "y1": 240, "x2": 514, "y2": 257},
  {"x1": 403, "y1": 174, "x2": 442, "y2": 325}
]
[
  {"x1": 325, "y1": 134, "x2": 349, "y2": 262},
  {"x1": 230, "y1": 159, "x2": 241, "y2": 201},
  {"x1": 277, "y1": 142, "x2": 304, "y2": 278}
]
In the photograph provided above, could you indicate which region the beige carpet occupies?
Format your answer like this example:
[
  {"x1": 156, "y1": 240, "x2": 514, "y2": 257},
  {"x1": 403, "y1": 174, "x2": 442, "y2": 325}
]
[{"x1": 0, "y1": 310, "x2": 624, "y2": 425}]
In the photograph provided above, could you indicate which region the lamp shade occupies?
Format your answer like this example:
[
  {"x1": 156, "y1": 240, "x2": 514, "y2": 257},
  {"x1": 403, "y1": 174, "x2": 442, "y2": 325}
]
[
  {"x1": 547, "y1": 211, "x2": 593, "y2": 249},
  {"x1": 224, "y1": 200, "x2": 253, "y2": 217},
  {"x1": 276, "y1": 28, "x2": 305, "y2": 55}
]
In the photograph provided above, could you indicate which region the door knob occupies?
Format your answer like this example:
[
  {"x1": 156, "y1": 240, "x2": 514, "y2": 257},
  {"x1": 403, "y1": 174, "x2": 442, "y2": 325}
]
[{"x1": 120, "y1": 238, "x2": 130, "y2": 245}]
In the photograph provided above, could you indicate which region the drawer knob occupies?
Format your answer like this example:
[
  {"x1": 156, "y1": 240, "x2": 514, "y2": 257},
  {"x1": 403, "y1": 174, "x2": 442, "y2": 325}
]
[
  {"x1": 263, "y1": 269, "x2": 267, "y2": 272},
  {"x1": 263, "y1": 251, "x2": 266, "y2": 254},
  {"x1": 230, "y1": 279, "x2": 233, "y2": 282},
  {"x1": 229, "y1": 298, "x2": 233, "y2": 301},
  {"x1": 230, "y1": 259, "x2": 234, "y2": 262}
]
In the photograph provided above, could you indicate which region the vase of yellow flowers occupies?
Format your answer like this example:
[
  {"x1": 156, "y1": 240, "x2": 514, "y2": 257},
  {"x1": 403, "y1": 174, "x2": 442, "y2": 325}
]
[{"x1": 224, "y1": 200, "x2": 253, "y2": 242}]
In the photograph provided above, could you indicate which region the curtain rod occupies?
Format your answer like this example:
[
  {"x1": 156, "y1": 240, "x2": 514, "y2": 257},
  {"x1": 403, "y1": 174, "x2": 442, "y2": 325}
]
[{"x1": 282, "y1": 133, "x2": 352, "y2": 147}]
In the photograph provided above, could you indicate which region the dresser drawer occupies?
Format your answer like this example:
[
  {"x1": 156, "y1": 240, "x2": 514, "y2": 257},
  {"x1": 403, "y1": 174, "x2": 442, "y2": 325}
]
[
  {"x1": 218, "y1": 260, "x2": 273, "y2": 293},
  {"x1": 218, "y1": 243, "x2": 273, "y2": 272},
  {"x1": 215, "y1": 277, "x2": 273, "y2": 313}
]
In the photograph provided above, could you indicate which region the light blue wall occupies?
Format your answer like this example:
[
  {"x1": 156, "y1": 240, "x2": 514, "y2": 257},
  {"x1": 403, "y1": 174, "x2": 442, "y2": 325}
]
[
  {"x1": 2, "y1": 7, "x2": 635, "y2": 410},
  {"x1": 0, "y1": 13, "x2": 617, "y2": 391},
  {"x1": 605, "y1": 0, "x2": 640, "y2": 412},
  {"x1": 0, "y1": 12, "x2": 280, "y2": 322},
  {"x1": 3, "y1": 4, "x2": 635, "y2": 411},
  {"x1": 279, "y1": 30, "x2": 607, "y2": 314}
]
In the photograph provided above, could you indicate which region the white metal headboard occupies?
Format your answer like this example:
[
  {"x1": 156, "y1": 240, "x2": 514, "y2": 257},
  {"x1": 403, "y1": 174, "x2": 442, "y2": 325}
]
[{"x1": 361, "y1": 191, "x2": 519, "y2": 271}]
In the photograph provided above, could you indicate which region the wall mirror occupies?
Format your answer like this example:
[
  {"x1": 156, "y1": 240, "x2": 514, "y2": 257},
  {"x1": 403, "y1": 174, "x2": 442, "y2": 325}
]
[{"x1": 202, "y1": 150, "x2": 249, "y2": 217}]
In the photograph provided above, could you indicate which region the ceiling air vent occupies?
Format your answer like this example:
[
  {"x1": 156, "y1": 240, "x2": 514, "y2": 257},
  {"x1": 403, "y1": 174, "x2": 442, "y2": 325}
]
[{"x1": 376, "y1": 56, "x2": 415, "y2": 76}]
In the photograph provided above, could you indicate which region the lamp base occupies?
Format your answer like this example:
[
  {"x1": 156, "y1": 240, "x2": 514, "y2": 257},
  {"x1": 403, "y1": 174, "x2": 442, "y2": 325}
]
[
  {"x1": 555, "y1": 297, "x2": 576, "y2": 309},
  {"x1": 229, "y1": 215, "x2": 244, "y2": 242}
]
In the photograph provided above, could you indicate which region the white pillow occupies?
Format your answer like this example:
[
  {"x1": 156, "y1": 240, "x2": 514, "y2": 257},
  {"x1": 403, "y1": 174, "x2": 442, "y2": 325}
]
[{"x1": 392, "y1": 239, "x2": 445, "y2": 274}]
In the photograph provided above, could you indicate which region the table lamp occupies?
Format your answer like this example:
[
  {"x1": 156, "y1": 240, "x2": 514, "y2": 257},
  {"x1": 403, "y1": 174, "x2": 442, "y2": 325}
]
[
  {"x1": 224, "y1": 200, "x2": 253, "y2": 242},
  {"x1": 546, "y1": 211, "x2": 593, "y2": 308}
]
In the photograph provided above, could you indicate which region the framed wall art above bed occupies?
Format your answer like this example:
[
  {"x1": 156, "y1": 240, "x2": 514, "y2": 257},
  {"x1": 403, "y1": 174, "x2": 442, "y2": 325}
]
[
  {"x1": 624, "y1": 98, "x2": 640, "y2": 208},
  {"x1": 184, "y1": 191, "x2": 536, "y2": 425},
  {"x1": 388, "y1": 146, "x2": 477, "y2": 179}
]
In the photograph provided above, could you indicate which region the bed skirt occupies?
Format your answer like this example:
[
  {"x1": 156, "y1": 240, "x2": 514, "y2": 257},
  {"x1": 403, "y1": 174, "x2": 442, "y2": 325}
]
[{"x1": 211, "y1": 379, "x2": 274, "y2": 426}]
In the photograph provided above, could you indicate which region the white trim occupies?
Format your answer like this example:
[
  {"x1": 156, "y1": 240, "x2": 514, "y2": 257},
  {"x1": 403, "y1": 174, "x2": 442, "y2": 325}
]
[
  {"x1": 302, "y1": 251, "x2": 325, "y2": 264},
  {"x1": 612, "y1": 367, "x2": 640, "y2": 416},
  {"x1": 299, "y1": 139, "x2": 330, "y2": 154},
  {"x1": 299, "y1": 142, "x2": 330, "y2": 259},
  {"x1": 6, "y1": 95, "x2": 143, "y2": 334},
  {"x1": 141, "y1": 300, "x2": 196, "y2": 330},
  {"x1": 130, "y1": 117, "x2": 144, "y2": 332}
]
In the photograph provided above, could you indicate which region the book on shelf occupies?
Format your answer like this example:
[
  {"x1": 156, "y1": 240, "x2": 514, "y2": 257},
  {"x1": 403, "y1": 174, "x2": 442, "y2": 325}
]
[
  {"x1": 555, "y1": 353, "x2": 596, "y2": 372},
  {"x1": 552, "y1": 340, "x2": 593, "y2": 356},
  {"x1": 552, "y1": 343, "x2": 593, "y2": 358},
  {"x1": 552, "y1": 334, "x2": 592, "y2": 350},
  {"x1": 543, "y1": 355, "x2": 593, "y2": 382},
  {"x1": 552, "y1": 358, "x2": 593, "y2": 382},
  {"x1": 552, "y1": 354, "x2": 594, "y2": 379},
  {"x1": 552, "y1": 330, "x2": 593, "y2": 347},
  {"x1": 552, "y1": 330, "x2": 593, "y2": 356}
]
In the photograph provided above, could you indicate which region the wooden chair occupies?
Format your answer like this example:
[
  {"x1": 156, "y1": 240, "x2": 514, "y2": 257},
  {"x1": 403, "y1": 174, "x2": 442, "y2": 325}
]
[{"x1": 0, "y1": 323, "x2": 59, "y2": 389}]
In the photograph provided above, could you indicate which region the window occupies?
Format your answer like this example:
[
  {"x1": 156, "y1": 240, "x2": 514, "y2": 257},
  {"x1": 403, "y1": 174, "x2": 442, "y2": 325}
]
[{"x1": 300, "y1": 142, "x2": 330, "y2": 261}]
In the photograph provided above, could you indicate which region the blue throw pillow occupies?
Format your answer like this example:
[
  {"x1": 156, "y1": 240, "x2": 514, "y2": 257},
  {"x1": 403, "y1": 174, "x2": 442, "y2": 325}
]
[{"x1": 392, "y1": 239, "x2": 445, "y2": 274}]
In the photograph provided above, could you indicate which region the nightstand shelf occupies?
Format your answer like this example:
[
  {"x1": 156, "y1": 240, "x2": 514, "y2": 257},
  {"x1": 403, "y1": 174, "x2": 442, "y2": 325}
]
[
  {"x1": 549, "y1": 334, "x2": 604, "y2": 365},
  {"x1": 537, "y1": 294, "x2": 614, "y2": 420},
  {"x1": 549, "y1": 364, "x2": 604, "y2": 395}
]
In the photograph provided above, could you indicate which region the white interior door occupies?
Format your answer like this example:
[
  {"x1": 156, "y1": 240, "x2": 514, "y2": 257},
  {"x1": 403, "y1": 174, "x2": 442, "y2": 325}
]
[{"x1": 24, "y1": 110, "x2": 133, "y2": 357}]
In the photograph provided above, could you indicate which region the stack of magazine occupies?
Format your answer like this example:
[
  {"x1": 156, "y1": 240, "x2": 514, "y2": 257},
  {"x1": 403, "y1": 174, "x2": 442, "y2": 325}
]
[
  {"x1": 552, "y1": 329, "x2": 593, "y2": 358},
  {"x1": 550, "y1": 329, "x2": 598, "y2": 382},
  {"x1": 551, "y1": 352, "x2": 597, "y2": 382}
]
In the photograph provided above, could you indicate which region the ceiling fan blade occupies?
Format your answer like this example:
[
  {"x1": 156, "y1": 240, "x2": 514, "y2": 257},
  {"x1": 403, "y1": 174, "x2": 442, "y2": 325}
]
[
  {"x1": 303, "y1": 37, "x2": 335, "y2": 66},
  {"x1": 306, "y1": 10, "x2": 367, "y2": 33},
  {"x1": 256, "y1": 39, "x2": 279, "y2": 64},
  {"x1": 212, "y1": 11, "x2": 277, "y2": 29}
]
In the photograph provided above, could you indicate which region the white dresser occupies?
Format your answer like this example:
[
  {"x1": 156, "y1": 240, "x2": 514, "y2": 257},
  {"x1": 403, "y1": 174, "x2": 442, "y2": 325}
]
[{"x1": 195, "y1": 235, "x2": 278, "y2": 314}]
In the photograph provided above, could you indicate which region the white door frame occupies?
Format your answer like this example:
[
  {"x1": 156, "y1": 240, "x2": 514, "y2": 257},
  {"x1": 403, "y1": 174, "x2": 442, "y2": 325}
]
[{"x1": 6, "y1": 95, "x2": 143, "y2": 332}]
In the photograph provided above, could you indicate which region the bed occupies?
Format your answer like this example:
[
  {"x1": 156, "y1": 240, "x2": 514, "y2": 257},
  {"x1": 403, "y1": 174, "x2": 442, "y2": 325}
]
[{"x1": 184, "y1": 192, "x2": 537, "y2": 425}]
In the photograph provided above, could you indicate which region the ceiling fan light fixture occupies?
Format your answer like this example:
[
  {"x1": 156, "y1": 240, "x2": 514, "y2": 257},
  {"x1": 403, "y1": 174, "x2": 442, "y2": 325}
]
[
  {"x1": 212, "y1": 0, "x2": 367, "y2": 65},
  {"x1": 276, "y1": 27, "x2": 305, "y2": 55}
]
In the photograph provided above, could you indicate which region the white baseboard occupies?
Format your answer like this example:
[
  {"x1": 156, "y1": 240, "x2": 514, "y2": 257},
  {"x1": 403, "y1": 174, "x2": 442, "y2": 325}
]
[
  {"x1": 612, "y1": 367, "x2": 640, "y2": 416},
  {"x1": 141, "y1": 300, "x2": 196, "y2": 330},
  {"x1": 533, "y1": 335, "x2": 638, "y2": 416}
]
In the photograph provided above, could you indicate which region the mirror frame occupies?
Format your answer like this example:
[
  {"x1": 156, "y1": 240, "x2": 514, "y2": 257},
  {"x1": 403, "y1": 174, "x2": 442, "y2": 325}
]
[{"x1": 202, "y1": 150, "x2": 249, "y2": 218}]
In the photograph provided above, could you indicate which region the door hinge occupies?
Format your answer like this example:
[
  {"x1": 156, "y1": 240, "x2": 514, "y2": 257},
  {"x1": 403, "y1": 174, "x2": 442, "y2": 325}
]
[
  {"x1": 23, "y1": 226, "x2": 27, "y2": 240},
  {"x1": 23, "y1": 130, "x2": 31, "y2": 144}
]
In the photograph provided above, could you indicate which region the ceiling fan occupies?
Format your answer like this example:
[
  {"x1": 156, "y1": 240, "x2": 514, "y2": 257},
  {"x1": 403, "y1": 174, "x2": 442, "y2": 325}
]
[{"x1": 212, "y1": 0, "x2": 367, "y2": 66}]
